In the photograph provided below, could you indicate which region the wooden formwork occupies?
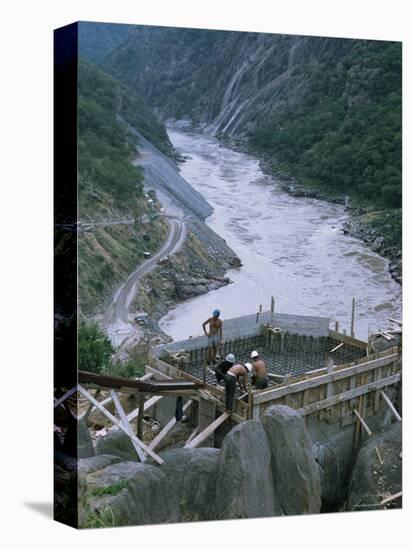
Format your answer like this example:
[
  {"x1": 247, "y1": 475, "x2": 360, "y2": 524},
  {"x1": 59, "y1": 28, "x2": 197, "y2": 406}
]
[{"x1": 149, "y1": 345, "x2": 400, "y2": 429}]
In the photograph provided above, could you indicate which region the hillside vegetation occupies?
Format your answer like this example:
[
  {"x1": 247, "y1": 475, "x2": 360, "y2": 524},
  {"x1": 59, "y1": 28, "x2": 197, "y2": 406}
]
[
  {"x1": 104, "y1": 30, "x2": 401, "y2": 252},
  {"x1": 78, "y1": 60, "x2": 169, "y2": 314}
]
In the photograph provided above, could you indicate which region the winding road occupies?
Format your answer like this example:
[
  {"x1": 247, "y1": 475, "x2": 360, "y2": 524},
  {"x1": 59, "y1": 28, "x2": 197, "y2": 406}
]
[{"x1": 102, "y1": 216, "x2": 185, "y2": 349}]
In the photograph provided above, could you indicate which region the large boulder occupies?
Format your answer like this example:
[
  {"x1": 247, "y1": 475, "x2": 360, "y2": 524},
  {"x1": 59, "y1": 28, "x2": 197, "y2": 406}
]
[
  {"x1": 346, "y1": 422, "x2": 402, "y2": 511},
  {"x1": 215, "y1": 420, "x2": 281, "y2": 519},
  {"x1": 261, "y1": 405, "x2": 321, "y2": 515},
  {"x1": 95, "y1": 430, "x2": 138, "y2": 462},
  {"x1": 77, "y1": 418, "x2": 95, "y2": 458},
  {"x1": 158, "y1": 447, "x2": 220, "y2": 521},
  {"x1": 79, "y1": 461, "x2": 179, "y2": 528}
]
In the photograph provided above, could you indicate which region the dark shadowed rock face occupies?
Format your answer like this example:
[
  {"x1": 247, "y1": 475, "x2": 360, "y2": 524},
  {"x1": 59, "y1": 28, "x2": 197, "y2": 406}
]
[
  {"x1": 81, "y1": 461, "x2": 178, "y2": 527},
  {"x1": 158, "y1": 447, "x2": 220, "y2": 521},
  {"x1": 261, "y1": 405, "x2": 321, "y2": 515},
  {"x1": 77, "y1": 419, "x2": 95, "y2": 459},
  {"x1": 95, "y1": 430, "x2": 137, "y2": 462},
  {"x1": 215, "y1": 420, "x2": 282, "y2": 519},
  {"x1": 346, "y1": 422, "x2": 402, "y2": 512}
]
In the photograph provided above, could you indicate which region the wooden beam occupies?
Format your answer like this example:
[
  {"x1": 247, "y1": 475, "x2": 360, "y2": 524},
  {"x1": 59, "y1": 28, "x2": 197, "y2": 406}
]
[
  {"x1": 137, "y1": 392, "x2": 145, "y2": 441},
  {"x1": 374, "y1": 446, "x2": 384, "y2": 465},
  {"x1": 295, "y1": 374, "x2": 400, "y2": 416},
  {"x1": 254, "y1": 354, "x2": 398, "y2": 404},
  {"x1": 126, "y1": 395, "x2": 163, "y2": 423},
  {"x1": 330, "y1": 342, "x2": 344, "y2": 353},
  {"x1": 149, "y1": 400, "x2": 193, "y2": 451},
  {"x1": 78, "y1": 385, "x2": 164, "y2": 465},
  {"x1": 387, "y1": 318, "x2": 402, "y2": 326},
  {"x1": 185, "y1": 426, "x2": 200, "y2": 445},
  {"x1": 185, "y1": 412, "x2": 230, "y2": 449},
  {"x1": 381, "y1": 390, "x2": 402, "y2": 421},
  {"x1": 109, "y1": 389, "x2": 145, "y2": 462},
  {"x1": 353, "y1": 409, "x2": 373, "y2": 436},
  {"x1": 54, "y1": 386, "x2": 77, "y2": 408},
  {"x1": 380, "y1": 491, "x2": 402, "y2": 506},
  {"x1": 328, "y1": 330, "x2": 367, "y2": 349}
]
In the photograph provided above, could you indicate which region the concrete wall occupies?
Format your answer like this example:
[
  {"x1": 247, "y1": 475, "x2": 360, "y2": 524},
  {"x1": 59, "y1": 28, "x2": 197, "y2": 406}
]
[{"x1": 152, "y1": 311, "x2": 330, "y2": 357}]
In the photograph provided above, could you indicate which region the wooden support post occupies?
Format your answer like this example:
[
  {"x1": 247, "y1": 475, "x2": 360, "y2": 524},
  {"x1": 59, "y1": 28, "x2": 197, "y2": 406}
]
[
  {"x1": 353, "y1": 408, "x2": 372, "y2": 437},
  {"x1": 351, "y1": 297, "x2": 356, "y2": 338},
  {"x1": 270, "y1": 296, "x2": 275, "y2": 321},
  {"x1": 137, "y1": 392, "x2": 145, "y2": 440},
  {"x1": 185, "y1": 412, "x2": 230, "y2": 449},
  {"x1": 381, "y1": 390, "x2": 402, "y2": 421},
  {"x1": 335, "y1": 320, "x2": 339, "y2": 332},
  {"x1": 109, "y1": 389, "x2": 145, "y2": 462},
  {"x1": 78, "y1": 386, "x2": 164, "y2": 464},
  {"x1": 380, "y1": 491, "x2": 402, "y2": 506},
  {"x1": 126, "y1": 395, "x2": 163, "y2": 423},
  {"x1": 54, "y1": 386, "x2": 78, "y2": 408},
  {"x1": 374, "y1": 446, "x2": 384, "y2": 465},
  {"x1": 80, "y1": 389, "x2": 101, "y2": 421},
  {"x1": 149, "y1": 400, "x2": 193, "y2": 451},
  {"x1": 185, "y1": 426, "x2": 200, "y2": 445}
]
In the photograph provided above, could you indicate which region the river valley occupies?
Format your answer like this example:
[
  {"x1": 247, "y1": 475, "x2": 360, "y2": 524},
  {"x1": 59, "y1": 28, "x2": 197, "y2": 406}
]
[{"x1": 159, "y1": 130, "x2": 402, "y2": 342}]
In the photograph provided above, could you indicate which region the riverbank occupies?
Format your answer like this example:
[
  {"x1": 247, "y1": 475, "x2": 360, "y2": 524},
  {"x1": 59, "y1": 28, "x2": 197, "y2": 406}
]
[{"x1": 255, "y1": 154, "x2": 402, "y2": 286}]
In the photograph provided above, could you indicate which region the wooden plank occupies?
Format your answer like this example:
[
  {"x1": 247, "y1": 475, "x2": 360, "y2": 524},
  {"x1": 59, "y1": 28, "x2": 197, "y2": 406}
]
[
  {"x1": 380, "y1": 491, "x2": 402, "y2": 505},
  {"x1": 185, "y1": 426, "x2": 200, "y2": 445},
  {"x1": 149, "y1": 400, "x2": 193, "y2": 451},
  {"x1": 185, "y1": 412, "x2": 230, "y2": 449},
  {"x1": 109, "y1": 389, "x2": 145, "y2": 462},
  {"x1": 381, "y1": 390, "x2": 402, "y2": 421},
  {"x1": 353, "y1": 408, "x2": 373, "y2": 436},
  {"x1": 126, "y1": 395, "x2": 163, "y2": 423},
  {"x1": 328, "y1": 329, "x2": 367, "y2": 349},
  {"x1": 78, "y1": 385, "x2": 164, "y2": 465},
  {"x1": 374, "y1": 366, "x2": 383, "y2": 412},
  {"x1": 137, "y1": 392, "x2": 145, "y2": 440},
  {"x1": 295, "y1": 374, "x2": 400, "y2": 416},
  {"x1": 375, "y1": 446, "x2": 384, "y2": 465},
  {"x1": 54, "y1": 386, "x2": 77, "y2": 408},
  {"x1": 254, "y1": 354, "x2": 398, "y2": 404}
]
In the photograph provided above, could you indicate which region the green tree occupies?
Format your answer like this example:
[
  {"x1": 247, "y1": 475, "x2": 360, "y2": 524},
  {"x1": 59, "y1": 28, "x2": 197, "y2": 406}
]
[{"x1": 78, "y1": 320, "x2": 114, "y2": 373}]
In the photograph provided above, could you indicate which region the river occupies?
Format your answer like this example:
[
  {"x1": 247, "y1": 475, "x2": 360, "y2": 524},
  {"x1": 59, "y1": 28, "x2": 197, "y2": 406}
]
[{"x1": 159, "y1": 130, "x2": 402, "y2": 342}]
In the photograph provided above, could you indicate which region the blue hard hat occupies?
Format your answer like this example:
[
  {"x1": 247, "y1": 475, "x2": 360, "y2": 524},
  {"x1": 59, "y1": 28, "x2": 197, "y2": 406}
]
[{"x1": 213, "y1": 309, "x2": 220, "y2": 317}]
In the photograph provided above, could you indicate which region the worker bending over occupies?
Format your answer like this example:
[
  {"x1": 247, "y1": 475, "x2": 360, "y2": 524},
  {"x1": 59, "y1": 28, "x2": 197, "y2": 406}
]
[
  {"x1": 214, "y1": 353, "x2": 235, "y2": 385},
  {"x1": 202, "y1": 309, "x2": 222, "y2": 364},
  {"x1": 224, "y1": 363, "x2": 252, "y2": 412},
  {"x1": 250, "y1": 350, "x2": 269, "y2": 389}
]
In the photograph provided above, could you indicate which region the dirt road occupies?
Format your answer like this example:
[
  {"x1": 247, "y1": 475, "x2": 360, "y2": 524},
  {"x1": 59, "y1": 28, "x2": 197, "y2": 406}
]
[{"x1": 102, "y1": 216, "x2": 185, "y2": 349}]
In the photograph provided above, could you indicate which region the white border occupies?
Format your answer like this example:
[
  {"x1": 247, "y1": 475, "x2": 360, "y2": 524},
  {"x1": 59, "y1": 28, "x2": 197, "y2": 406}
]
[{"x1": 1, "y1": 1, "x2": 409, "y2": 548}]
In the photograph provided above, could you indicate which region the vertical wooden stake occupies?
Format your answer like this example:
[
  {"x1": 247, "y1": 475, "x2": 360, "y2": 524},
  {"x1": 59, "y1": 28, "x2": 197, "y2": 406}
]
[
  {"x1": 137, "y1": 392, "x2": 145, "y2": 441},
  {"x1": 351, "y1": 298, "x2": 356, "y2": 337},
  {"x1": 270, "y1": 296, "x2": 275, "y2": 320},
  {"x1": 335, "y1": 320, "x2": 339, "y2": 332}
]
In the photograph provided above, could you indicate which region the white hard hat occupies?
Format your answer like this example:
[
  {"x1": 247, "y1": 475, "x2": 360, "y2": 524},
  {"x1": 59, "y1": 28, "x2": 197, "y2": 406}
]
[
  {"x1": 245, "y1": 362, "x2": 253, "y2": 373},
  {"x1": 251, "y1": 350, "x2": 259, "y2": 359},
  {"x1": 226, "y1": 353, "x2": 235, "y2": 363}
]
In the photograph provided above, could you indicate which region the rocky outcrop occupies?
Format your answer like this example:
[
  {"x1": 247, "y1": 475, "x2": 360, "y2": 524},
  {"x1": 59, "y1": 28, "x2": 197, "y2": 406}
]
[
  {"x1": 95, "y1": 430, "x2": 137, "y2": 462},
  {"x1": 346, "y1": 422, "x2": 402, "y2": 511},
  {"x1": 215, "y1": 420, "x2": 281, "y2": 519},
  {"x1": 158, "y1": 447, "x2": 220, "y2": 521},
  {"x1": 261, "y1": 405, "x2": 321, "y2": 514},
  {"x1": 77, "y1": 418, "x2": 95, "y2": 459},
  {"x1": 80, "y1": 460, "x2": 179, "y2": 527}
]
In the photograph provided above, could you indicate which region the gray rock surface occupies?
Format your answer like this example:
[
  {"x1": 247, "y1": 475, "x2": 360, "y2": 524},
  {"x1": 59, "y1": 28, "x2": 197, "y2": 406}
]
[
  {"x1": 261, "y1": 405, "x2": 321, "y2": 514},
  {"x1": 346, "y1": 422, "x2": 402, "y2": 511},
  {"x1": 158, "y1": 447, "x2": 220, "y2": 521},
  {"x1": 81, "y1": 461, "x2": 178, "y2": 527},
  {"x1": 77, "y1": 418, "x2": 95, "y2": 459},
  {"x1": 95, "y1": 430, "x2": 138, "y2": 462},
  {"x1": 215, "y1": 420, "x2": 281, "y2": 519}
]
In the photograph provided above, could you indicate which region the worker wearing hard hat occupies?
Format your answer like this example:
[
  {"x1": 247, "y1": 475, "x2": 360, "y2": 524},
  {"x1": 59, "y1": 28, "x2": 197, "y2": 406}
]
[
  {"x1": 224, "y1": 363, "x2": 253, "y2": 412},
  {"x1": 250, "y1": 350, "x2": 269, "y2": 389},
  {"x1": 202, "y1": 309, "x2": 223, "y2": 364},
  {"x1": 214, "y1": 353, "x2": 236, "y2": 385}
]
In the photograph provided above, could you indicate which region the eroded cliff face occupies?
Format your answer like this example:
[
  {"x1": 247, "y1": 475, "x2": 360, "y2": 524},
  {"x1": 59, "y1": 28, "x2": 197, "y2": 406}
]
[{"x1": 105, "y1": 29, "x2": 354, "y2": 137}]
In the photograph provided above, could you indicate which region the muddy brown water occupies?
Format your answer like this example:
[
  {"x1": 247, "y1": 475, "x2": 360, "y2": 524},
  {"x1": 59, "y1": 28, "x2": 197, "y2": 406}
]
[{"x1": 159, "y1": 130, "x2": 402, "y2": 342}]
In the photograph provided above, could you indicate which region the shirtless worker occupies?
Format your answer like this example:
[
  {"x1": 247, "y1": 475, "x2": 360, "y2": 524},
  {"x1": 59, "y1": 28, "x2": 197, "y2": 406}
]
[
  {"x1": 250, "y1": 350, "x2": 269, "y2": 389},
  {"x1": 224, "y1": 363, "x2": 252, "y2": 412},
  {"x1": 202, "y1": 309, "x2": 222, "y2": 364}
]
